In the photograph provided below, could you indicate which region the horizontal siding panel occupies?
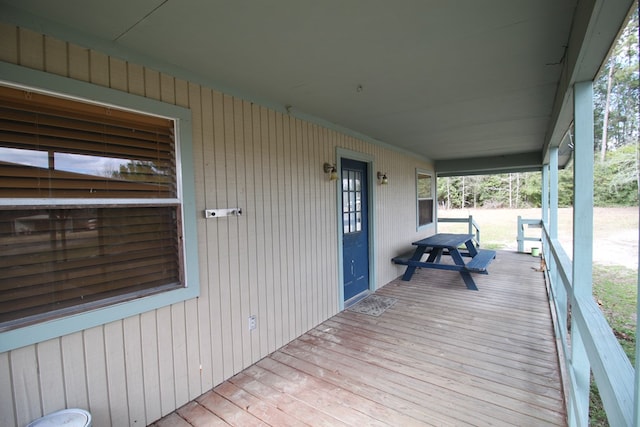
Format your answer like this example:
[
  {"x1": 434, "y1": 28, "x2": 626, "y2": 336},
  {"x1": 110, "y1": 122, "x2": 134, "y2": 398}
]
[
  {"x1": 123, "y1": 316, "x2": 146, "y2": 427},
  {"x1": 83, "y1": 326, "x2": 111, "y2": 427},
  {"x1": 11, "y1": 346, "x2": 41, "y2": 426},
  {"x1": 104, "y1": 321, "x2": 129, "y2": 426},
  {"x1": 0, "y1": 23, "x2": 18, "y2": 63},
  {"x1": 18, "y1": 28, "x2": 44, "y2": 70},
  {"x1": 44, "y1": 37, "x2": 67, "y2": 77},
  {"x1": 60, "y1": 332, "x2": 89, "y2": 410},
  {"x1": 0, "y1": 352, "x2": 15, "y2": 427},
  {"x1": 36, "y1": 339, "x2": 65, "y2": 415},
  {"x1": 140, "y1": 310, "x2": 162, "y2": 423}
]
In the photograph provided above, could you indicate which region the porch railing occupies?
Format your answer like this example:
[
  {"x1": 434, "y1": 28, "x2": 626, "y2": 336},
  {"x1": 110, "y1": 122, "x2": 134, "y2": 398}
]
[
  {"x1": 437, "y1": 215, "x2": 480, "y2": 247},
  {"x1": 542, "y1": 224, "x2": 635, "y2": 426},
  {"x1": 516, "y1": 216, "x2": 542, "y2": 253}
]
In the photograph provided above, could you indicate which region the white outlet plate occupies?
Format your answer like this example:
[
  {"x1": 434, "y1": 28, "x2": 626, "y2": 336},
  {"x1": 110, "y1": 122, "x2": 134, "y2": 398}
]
[{"x1": 248, "y1": 315, "x2": 257, "y2": 331}]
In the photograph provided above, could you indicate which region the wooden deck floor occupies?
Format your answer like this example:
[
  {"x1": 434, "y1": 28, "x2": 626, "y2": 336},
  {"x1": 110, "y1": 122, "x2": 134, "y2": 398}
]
[{"x1": 151, "y1": 250, "x2": 566, "y2": 426}]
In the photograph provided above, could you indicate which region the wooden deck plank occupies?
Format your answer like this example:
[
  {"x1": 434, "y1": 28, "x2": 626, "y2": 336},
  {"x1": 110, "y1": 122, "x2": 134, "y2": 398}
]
[
  {"x1": 229, "y1": 372, "x2": 352, "y2": 427},
  {"x1": 244, "y1": 363, "x2": 389, "y2": 427},
  {"x1": 268, "y1": 350, "x2": 447, "y2": 426},
  {"x1": 196, "y1": 390, "x2": 266, "y2": 426},
  {"x1": 281, "y1": 333, "x2": 560, "y2": 426},
  {"x1": 213, "y1": 381, "x2": 307, "y2": 427},
  {"x1": 334, "y1": 308, "x2": 557, "y2": 371},
  {"x1": 295, "y1": 323, "x2": 564, "y2": 420},
  {"x1": 257, "y1": 356, "x2": 429, "y2": 426},
  {"x1": 175, "y1": 401, "x2": 227, "y2": 427},
  {"x1": 149, "y1": 250, "x2": 566, "y2": 426},
  {"x1": 305, "y1": 322, "x2": 561, "y2": 398},
  {"x1": 319, "y1": 317, "x2": 560, "y2": 389},
  {"x1": 149, "y1": 413, "x2": 192, "y2": 427},
  {"x1": 278, "y1": 337, "x2": 510, "y2": 426}
]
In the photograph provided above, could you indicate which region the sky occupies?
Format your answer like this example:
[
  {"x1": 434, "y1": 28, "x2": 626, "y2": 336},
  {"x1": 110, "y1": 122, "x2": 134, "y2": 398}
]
[{"x1": 1, "y1": 147, "x2": 130, "y2": 177}]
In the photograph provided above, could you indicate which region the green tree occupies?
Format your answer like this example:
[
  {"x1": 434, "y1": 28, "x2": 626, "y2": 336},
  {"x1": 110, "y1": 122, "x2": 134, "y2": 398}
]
[
  {"x1": 111, "y1": 160, "x2": 171, "y2": 185},
  {"x1": 594, "y1": 7, "x2": 639, "y2": 160},
  {"x1": 594, "y1": 145, "x2": 639, "y2": 206},
  {"x1": 520, "y1": 172, "x2": 542, "y2": 207}
]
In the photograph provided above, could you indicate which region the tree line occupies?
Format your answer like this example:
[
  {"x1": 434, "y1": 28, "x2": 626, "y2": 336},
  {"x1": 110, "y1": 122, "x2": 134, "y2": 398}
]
[{"x1": 439, "y1": 9, "x2": 639, "y2": 209}]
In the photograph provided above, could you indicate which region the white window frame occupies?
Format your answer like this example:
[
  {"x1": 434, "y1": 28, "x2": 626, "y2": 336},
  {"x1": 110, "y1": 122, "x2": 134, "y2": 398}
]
[
  {"x1": 0, "y1": 62, "x2": 200, "y2": 352},
  {"x1": 416, "y1": 169, "x2": 435, "y2": 230}
]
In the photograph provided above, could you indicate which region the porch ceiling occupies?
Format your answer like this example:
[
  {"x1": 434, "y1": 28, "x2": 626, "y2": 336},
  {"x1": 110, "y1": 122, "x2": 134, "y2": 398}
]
[{"x1": 0, "y1": 1, "x2": 632, "y2": 173}]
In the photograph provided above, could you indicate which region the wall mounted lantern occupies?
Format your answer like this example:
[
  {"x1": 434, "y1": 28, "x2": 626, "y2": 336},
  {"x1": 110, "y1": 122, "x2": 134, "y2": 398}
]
[
  {"x1": 377, "y1": 171, "x2": 389, "y2": 185},
  {"x1": 323, "y1": 163, "x2": 338, "y2": 181}
]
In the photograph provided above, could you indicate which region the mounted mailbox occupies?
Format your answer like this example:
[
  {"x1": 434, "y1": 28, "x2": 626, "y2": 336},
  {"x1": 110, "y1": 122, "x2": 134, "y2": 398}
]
[{"x1": 204, "y1": 208, "x2": 243, "y2": 218}]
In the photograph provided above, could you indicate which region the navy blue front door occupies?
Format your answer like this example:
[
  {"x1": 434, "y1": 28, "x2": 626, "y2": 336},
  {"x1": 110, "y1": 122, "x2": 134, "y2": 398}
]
[{"x1": 341, "y1": 159, "x2": 369, "y2": 301}]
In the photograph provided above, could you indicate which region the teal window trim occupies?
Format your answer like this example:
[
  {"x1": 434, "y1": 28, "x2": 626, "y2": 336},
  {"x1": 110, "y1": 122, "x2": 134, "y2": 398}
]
[
  {"x1": 0, "y1": 62, "x2": 200, "y2": 352},
  {"x1": 416, "y1": 168, "x2": 435, "y2": 230}
]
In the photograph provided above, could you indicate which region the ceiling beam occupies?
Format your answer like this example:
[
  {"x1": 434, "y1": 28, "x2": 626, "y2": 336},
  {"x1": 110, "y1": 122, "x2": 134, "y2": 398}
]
[{"x1": 435, "y1": 152, "x2": 542, "y2": 177}]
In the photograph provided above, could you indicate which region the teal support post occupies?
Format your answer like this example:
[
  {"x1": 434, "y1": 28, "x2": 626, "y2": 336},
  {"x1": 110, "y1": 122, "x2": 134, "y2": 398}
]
[
  {"x1": 570, "y1": 81, "x2": 594, "y2": 427},
  {"x1": 541, "y1": 162, "x2": 550, "y2": 284},
  {"x1": 549, "y1": 146, "x2": 561, "y2": 338},
  {"x1": 549, "y1": 147, "x2": 558, "y2": 241},
  {"x1": 517, "y1": 216, "x2": 524, "y2": 252},
  {"x1": 548, "y1": 146, "x2": 567, "y2": 351},
  {"x1": 573, "y1": 83, "x2": 594, "y2": 296},
  {"x1": 636, "y1": 226, "x2": 640, "y2": 425},
  {"x1": 542, "y1": 163, "x2": 549, "y2": 226}
]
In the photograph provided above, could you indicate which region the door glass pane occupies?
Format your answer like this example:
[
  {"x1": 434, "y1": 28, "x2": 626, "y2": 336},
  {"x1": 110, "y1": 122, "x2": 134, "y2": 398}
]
[{"x1": 342, "y1": 167, "x2": 366, "y2": 235}]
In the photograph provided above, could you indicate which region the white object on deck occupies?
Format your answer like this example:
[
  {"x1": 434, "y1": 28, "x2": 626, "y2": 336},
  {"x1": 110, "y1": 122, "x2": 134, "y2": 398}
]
[{"x1": 27, "y1": 408, "x2": 92, "y2": 427}]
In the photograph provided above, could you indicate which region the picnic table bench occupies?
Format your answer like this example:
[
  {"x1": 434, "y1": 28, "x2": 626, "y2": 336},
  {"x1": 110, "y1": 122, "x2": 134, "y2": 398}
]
[{"x1": 392, "y1": 233, "x2": 496, "y2": 290}]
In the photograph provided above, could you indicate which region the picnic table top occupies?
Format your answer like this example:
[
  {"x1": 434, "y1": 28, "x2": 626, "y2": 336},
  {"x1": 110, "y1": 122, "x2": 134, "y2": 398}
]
[{"x1": 412, "y1": 233, "x2": 474, "y2": 248}]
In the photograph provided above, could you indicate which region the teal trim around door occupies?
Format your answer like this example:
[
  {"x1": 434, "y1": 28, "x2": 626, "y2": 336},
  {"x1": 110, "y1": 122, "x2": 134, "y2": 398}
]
[{"x1": 341, "y1": 158, "x2": 370, "y2": 301}]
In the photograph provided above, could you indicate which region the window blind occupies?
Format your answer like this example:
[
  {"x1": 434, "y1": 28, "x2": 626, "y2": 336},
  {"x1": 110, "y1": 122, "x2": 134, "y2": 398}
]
[
  {"x1": 0, "y1": 85, "x2": 176, "y2": 198},
  {"x1": 0, "y1": 206, "x2": 182, "y2": 326},
  {"x1": 0, "y1": 85, "x2": 184, "y2": 330},
  {"x1": 417, "y1": 172, "x2": 433, "y2": 226}
]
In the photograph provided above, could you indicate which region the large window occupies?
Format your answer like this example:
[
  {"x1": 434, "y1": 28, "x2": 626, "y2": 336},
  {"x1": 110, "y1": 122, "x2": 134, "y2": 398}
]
[
  {"x1": 417, "y1": 170, "x2": 434, "y2": 228},
  {"x1": 0, "y1": 84, "x2": 186, "y2": 331}
]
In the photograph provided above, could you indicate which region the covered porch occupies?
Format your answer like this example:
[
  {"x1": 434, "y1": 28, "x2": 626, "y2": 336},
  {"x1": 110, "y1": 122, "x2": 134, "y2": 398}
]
[
  {"x1": 153, "y1": 251, "x2": 566, "y2": 426},
  {"x1": 1, "y1": 1, "x2": 638, "y2": 426}
]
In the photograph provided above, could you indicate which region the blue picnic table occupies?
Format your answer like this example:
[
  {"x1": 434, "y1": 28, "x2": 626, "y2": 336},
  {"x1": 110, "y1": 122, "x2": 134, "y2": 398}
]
[{"x1": 392, "y1": 233, "x2": 496, "y2": 291}]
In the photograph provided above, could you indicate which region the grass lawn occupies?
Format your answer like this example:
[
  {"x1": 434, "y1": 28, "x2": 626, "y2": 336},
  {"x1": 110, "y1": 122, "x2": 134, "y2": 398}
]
[
  {"x1": 593, "y1": 264, "x2": 637, "y2": 362},
  {"x1": 439, "y1": 207, "x2": 638, "y2": 426},
  {"x1": 590, "y1": 264, "x2": 637, "y2": 426}
]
